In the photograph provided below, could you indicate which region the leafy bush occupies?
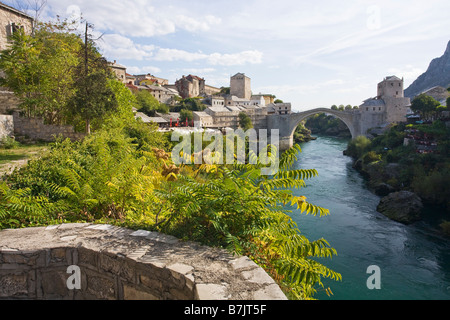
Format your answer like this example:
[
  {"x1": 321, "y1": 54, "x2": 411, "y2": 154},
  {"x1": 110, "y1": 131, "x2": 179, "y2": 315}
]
[
  {"x1": 3, "y1": 122, "x2": 340, "y2": 299},
  {"x1": 157, "y1": 144, "x2": 341, "y2": 299},
  {"x1": 346, "y1": 136, "x2": 371, "y2": 159},
  {"x1": 362, "y1": 151, "x2": 381, "y2": 164},
  {"x1": 440, "y1": 221, "x2": 450, "y2": 237},
  {"x1": 0, "y1": 136, "x2": 20, "y2": 149}
]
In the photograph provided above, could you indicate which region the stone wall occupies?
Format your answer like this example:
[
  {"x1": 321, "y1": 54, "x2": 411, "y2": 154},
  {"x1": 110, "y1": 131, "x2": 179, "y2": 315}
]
[
  {"x1": 0, "y1": 90, "x2": 21, "y2": 114},
  {"x1": 13, "y1": 112, "x2": 85, "y2": 142},
  {"x1": 0, "y1": 4, "x2": 34, "y2": 51},
  {"x1": 0, "y1": 114, "x2": 13, "y2": 139},
  {"x1": 0, "y1": 223, "x2": 287, "y2": 300}
]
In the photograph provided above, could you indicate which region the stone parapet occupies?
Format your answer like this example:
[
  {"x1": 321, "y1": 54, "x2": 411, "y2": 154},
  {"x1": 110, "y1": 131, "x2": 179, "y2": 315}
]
[{"x1": 0, "y1": 223, "x2": 287, "y2": 300}]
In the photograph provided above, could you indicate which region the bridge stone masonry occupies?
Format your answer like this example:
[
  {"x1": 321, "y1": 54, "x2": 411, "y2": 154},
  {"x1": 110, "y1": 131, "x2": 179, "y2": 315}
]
[
  {"x1": 0, "y1": 223, "x2": 287, "y2": 300},
  {"x1": 268, "y1": 76, "x2": 411, "y2": 151},
  {"x1": 268, "y1": 108, "x2": 362, "y2": 151}
]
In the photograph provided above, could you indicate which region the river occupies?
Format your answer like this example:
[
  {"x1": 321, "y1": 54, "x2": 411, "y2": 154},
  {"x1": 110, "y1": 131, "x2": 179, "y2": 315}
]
[{"x1": 288, "y1": 135, "x2": 450, "y2": 300}]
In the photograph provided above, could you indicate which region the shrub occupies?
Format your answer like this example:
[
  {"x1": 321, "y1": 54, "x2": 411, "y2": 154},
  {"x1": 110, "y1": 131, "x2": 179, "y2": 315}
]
[
  {"x1": 440, "y1": 221, "x2": 450, "y2": 237},
  {"x1": 0, "y1": 136, "x2": 20, "y2": 149},
  {"x1": 363, "y1": 151, "x2": 381, "y2": 164},
  {"x1": 346, "y1": 136, "x2": 371, "y2": 159}
]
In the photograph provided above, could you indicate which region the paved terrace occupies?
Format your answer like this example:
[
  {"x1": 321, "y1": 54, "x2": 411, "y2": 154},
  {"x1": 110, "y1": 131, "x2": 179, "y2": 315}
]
[{"x1": 0, "y1": 223, "x2": 287, "y2": 300}]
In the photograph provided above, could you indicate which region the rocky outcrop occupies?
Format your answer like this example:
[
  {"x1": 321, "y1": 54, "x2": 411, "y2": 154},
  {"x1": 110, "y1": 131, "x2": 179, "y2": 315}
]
[
  {"x1": 377, "y1": 191, "x2": 423, "y2": 224},
  {"x1": 404, "y1": 40, "x2": 450, "y2": 98}
]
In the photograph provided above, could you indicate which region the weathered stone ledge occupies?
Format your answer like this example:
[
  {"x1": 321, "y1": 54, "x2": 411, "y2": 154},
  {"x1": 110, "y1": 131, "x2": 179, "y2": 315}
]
[{"x1": 0, "y1": 223, "x2": 287, "y2": 300}]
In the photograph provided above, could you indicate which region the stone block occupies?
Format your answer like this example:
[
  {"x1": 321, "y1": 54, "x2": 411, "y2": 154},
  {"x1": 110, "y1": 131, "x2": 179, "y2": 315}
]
[
  {"x1": 78, "y1": 248, "x2": 98, "y2": 269},
  {"x1": 39, "y1": 268, "x2": 69, "y2": 298},
  {"x1": 241, "y1": 268, "x2": 274, "y2": 284},
  {"x1": 123, "y1": 284, "x2": 158, "y2": 300},
  {"x1": 85, "y1": 269, "x2": 117, "y2": 300},
  {"x1": 2, "y1": 250, "x2": 46, "y2": 267},
  {"x1": 99, "y1": 253, "x2": 135, "y2": 283},
  {"x1": 194, "y1": 283, "x2": 228, "y2": 300},
  {"x1": 252, "y1": 284, "x2": 288, "y2": 300},
  {"x1": 47, "y1": 247, "x2": 72, "y2": 266},
  {"x1": 0, "y1": 273, "x2": 28, "y2": 298},
  {"x1": 229, "y1": 256, "x2": 258, "y2": 271}
]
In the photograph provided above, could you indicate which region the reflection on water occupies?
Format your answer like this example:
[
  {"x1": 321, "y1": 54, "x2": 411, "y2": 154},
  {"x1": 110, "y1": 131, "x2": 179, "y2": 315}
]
[{"x1": 287, "y1": 135, "x2": 450, "y2": 300}]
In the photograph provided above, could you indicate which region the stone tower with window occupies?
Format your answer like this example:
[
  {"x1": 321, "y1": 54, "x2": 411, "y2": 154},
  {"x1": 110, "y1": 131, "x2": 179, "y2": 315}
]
[{"x1": 230, "y1": 73, "x2": 252, "y2": 100}]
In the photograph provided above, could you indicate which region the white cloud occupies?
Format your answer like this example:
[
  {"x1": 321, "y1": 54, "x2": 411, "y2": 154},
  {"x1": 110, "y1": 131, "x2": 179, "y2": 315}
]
[
  {"x1": 44, "y1": 0, "x2": 221, "y2": 37},
  {"x1": 207, "y1": 50, "x2": 263, "y2": 66},
  {"x1": 97, "y1": 33, "x2": 263, "y2": 66},
  {"x1": 126, "y1": 65, "x2": 162, "y2": 75},
  {"x1": 387, "y1": 65, "x2": 424, "y2": 87}
]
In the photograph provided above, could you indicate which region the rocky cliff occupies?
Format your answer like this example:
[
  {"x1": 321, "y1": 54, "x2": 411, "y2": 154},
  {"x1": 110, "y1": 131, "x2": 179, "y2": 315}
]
[{"x1": 404, "y1": 40, "x2": 450, "y2": 98}]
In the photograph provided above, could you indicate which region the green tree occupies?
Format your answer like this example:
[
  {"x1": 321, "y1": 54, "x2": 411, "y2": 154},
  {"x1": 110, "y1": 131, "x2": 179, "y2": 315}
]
[
  {"x1": 180, "y1": 109, "x2": 193, "y2": 123},
  {"x1": 67, "y1": 22, "x2": 119, "y2": 134},
  {"x1": 274, "y1": 99, "x2": 284, "y2": 104},
  {"x1": 161, "y1": 144, "x2": 341, "y2": 299},
  {"x1": 331, "y1": 105, "x2": 338, "y2": 110},
  {"x1": 0, "y1": 20, "x2": 81, "y2": 124},
  {"x1": 68, "y1": 71, "x2": 118, "y2": 134},
  {"x1": 345, "y1": 105, "x2": 352, "y2": 110},
  {"x1": 346, "y1": 135, "x2": 372, "y2": 159},
  {"x1": 238, "y1": 112, "x2": 253, "y2": 131},
  {"x1": 411, "y1": 94, "x2": 441, "y2": 120},
  {"x1": 134, "y1": 90, "x2": 160, "y2": 116}
]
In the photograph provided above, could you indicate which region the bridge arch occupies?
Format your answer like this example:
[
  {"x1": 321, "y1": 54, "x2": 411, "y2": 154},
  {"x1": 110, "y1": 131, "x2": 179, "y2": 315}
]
[
  {"x1": 267, "y1": 108, "x2": 359, "y2": 151},
  {"x1": 288, "y1": 108, "x2": 356, "y2": 140}
]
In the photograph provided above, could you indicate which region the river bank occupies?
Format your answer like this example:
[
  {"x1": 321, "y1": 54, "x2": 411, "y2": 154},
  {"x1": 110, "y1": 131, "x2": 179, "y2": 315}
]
[
  {"x1": 290, "y1": 135, "x2": 450, "y2": 300},
  {"x1": 341, "y1": 121, "x2": 450, "y2": 234}
]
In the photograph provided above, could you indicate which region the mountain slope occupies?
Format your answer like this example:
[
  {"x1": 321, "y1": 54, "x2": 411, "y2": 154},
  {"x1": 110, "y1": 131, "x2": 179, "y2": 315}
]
[{"x1": 404, "y1": 40, "x2": 450, "y2": 98}]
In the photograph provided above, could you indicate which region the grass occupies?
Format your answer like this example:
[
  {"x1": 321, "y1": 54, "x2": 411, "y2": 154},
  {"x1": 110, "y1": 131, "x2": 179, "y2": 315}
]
[{"x1": 0, "y1": 142, "x2": 49, "y2": 175}]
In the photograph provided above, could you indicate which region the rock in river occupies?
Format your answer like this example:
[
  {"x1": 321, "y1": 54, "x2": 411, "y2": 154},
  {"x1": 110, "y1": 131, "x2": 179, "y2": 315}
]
[{"x1": 377, "y1": 191, "x2": 423, "y2": 224}]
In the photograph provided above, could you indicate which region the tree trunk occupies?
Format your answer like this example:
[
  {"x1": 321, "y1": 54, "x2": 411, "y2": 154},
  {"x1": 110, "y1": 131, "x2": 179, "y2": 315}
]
[{"x1": 85, "y1": 118, "x2": 90, "y2": 135}]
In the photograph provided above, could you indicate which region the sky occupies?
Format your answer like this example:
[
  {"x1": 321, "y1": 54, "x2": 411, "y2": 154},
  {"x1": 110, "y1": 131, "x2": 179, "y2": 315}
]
[{"x1": 6, "y1": 0, "x2": 450, "y2": 111}]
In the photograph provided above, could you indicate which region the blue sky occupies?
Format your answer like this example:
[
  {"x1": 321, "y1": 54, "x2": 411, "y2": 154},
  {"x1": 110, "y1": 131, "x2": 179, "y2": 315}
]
[{"x1": 7, "y1": 0, "x2": 450, "y2": 111}]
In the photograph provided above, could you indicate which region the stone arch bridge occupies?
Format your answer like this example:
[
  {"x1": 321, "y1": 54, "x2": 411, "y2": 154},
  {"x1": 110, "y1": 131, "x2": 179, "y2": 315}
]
[{"x1": 267, "y1": 108, "x2": 363, "y2": 151}]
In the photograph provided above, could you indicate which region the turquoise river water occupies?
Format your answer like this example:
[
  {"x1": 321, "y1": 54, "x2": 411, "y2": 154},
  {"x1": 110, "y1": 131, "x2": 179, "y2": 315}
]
[{"x1": 287, "y1": 135, "x2": 450, "y2": 300}]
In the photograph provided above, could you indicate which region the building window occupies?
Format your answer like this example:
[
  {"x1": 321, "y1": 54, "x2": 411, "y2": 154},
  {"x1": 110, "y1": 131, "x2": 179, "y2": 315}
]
[
  {"x1": 379, "y1": 107, "x2": 381, "y2": 111},
  {"x1": 366, "y1": 107, "x2": 369, "y2": 111},
  {"x1": 396, "y1": 91, "x2": 398, "y2": 95}
]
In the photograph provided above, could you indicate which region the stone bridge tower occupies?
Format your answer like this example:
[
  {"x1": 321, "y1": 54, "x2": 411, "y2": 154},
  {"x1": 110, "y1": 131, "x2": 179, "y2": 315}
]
[{"x1": 267, "y1": 75, "x2": 410, "y2": 151}]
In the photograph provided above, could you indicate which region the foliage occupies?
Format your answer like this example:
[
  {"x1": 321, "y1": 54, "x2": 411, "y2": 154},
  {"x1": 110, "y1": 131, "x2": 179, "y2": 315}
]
[
  {"x1": 158, "y1": 144, "x2": 340, "y2": 299},
  {"x1": 293, "y1": 122, "x2": 314, "y2": 143},
  {"x1": 180, "y1": 109, "x2": 194, "y2": 123},
  {"x1": 0, "y1": 136, "x2": 20, "y2": 150},
  {"x1": 0, "y1": 22, "x2": 81, "y2": 124},
  {"x1": 345, "y1": 136, "x2": 372, "y2": 159},
  {"x1": 362, "y1": 151, "x2": 381, "y2": 164},
  {"x1": 134, "y1": 89, "x2": 163, "y2": 116},
  {"x1": 67, "y1": 71, "x2": 118, "y2": 134},
  {"x1": 171, "y1": 97, "x2": 206, "y2": 112},
  {"x1": 440, "y1": 220, "x2": 450, "y2": 237},
  {"x1": 238, "y1": 112, "x2": 253, "y2": 131},
  {"x1": 411, "y1": 94, "x2": 441, "y2": 120}
]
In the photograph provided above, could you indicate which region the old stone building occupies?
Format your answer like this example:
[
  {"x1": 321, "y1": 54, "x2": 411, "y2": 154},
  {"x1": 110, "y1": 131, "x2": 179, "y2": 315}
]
[
  {"x1": 135, "y1": 74, "x2": 169, "y2": 86},
  {"x1": 230, "y1": 73, "x2": 252, "y2": 100},
  {"x1": 359, "y1": 75, "x2": 411, "y2": 135},
  {"x1": 0, "y1": 2, "x2": 34, "y2": 51},
  {"x1": 108, "y1": 60, "x2": 127, "y2": 83}
]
